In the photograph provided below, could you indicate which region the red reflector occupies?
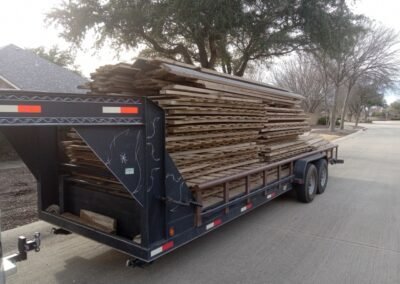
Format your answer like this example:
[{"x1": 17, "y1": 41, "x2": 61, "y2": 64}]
[
  {"x1": 120, "y1": 106, "x2": 138, "y2": 114},
  {"x1": 162, "y1": 241, "x2": 174, "y2": 251},
  {"x1": 214, "y1": 219, "x2": 222, "y2": 226},
  {"x1": 18, "y1": 105, "x2": 41, "y2": 113},
  {"x1": 247, "y1": 203, "x2": 253, "y2": 209}
]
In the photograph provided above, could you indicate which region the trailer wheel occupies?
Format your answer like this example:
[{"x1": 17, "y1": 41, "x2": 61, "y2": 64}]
[
  {"x1": 316, "y1": 159, "x2": 328, "y2": 194},
  {"x1": 45, "y1": 204, "x2": 60, "y2": 215},
  {"x1": 295, "y1": 164, "x2": 318, "y2": 203}
]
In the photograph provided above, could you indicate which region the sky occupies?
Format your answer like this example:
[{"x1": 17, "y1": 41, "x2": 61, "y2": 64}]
[
  {"x1": 0, "y1": 0, "x2": 137, "y2": 76},
  {"x1": 353, "y1": 0, "x2": 400, "y2": 104},
  {"x1": 0, "y1": 0, "x2": 399, "y2": 102}
]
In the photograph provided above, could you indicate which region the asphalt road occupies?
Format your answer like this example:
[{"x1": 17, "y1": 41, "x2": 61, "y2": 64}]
[{"x1": 5, "y1": 122, "x2": 400, "y2": 284}]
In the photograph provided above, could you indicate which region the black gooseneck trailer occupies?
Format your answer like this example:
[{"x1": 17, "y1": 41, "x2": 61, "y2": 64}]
[{"x1": 0, "y1": 90, "x2": 341, "y2": 263}]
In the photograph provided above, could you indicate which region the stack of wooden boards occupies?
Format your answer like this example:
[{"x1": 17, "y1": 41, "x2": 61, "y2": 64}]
[
  {"x1": 61, "y1": 130, "x2": 130, "y2": 198},
  {"x1": 63, "y1": 58, "x2": 332, "y2": 207},
  {"x1": 300, "y1": 134, "x2": 333, "y2": 150},
  {"x1": 62, "y1": 209, "x2": 116, "y2": 234}
]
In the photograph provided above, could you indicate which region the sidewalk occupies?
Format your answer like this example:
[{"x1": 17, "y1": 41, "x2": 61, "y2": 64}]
[{"x1": 310, "y1": 123, "x2": 364, "y2": 141}]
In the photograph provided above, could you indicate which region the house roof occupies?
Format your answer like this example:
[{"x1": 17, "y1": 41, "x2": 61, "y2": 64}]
[{"x1": 0, "y1": 44, "x2": 87, "y2": 93}]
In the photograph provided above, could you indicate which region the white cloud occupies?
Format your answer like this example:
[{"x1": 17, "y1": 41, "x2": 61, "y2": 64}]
[
  {"x1": 386, "y1": 93, "x2": 400, "y2": 104},
  {"x1": 353, "y1": 0, "x2": 400, "y2": 30}
]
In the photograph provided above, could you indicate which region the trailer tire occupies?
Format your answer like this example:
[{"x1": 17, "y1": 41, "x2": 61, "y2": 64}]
[
  {"x1": 45, "y1": 204, "x2": 60, "y2": 215},
  {"x1": 316, "y1": 159, "x2": 328, "y2": 194},
  {"x1": 295, "y1": 164, "x2": 318, "y2": 203}
]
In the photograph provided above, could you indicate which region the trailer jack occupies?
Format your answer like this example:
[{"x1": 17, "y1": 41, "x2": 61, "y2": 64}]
[{"x1": 2, "y1": 233, "x2": 41, "y2": 277}]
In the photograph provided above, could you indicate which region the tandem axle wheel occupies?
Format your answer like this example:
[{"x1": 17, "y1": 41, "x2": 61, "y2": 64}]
[{"x1": 294, "y1": 158, "x2": 330, "y2": 203}]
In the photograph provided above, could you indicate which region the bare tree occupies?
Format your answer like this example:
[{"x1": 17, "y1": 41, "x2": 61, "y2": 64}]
[
  {"x1": 310, "y1": 0, "x2": 366, "y2": 132},
  {"x1": 313, "y1": 50, "x2": 352, "y2": 131},
  {"x1": 271, "y1": 54, "x2": 329, "y2": 113},
  {"x1": 349, "y1": 79, "x2": 385, "y2": 127},
  {"x1": 339, "y1": 24, "x2": 400, "y2": 129},
  {"x1": 244, "y1": 60, "x2": 273, "y2": 83}
]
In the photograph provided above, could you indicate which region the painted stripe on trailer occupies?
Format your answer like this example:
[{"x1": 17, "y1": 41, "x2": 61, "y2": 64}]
[
  {"x1": 206, "y1": 218, "x2": 222, "y2": 230},
  {"x1": 240, "y1": 203, "x2": 253, "y2": 213},
  {"x1": 18, "y1": 105, "x2": 41, "y2": 113},
  {"x1": 0, "y1": 105, "x2": 41, "y2": 113},
  {"x1": 150, "y1": 241, "x2": 174, "y2": 257},
  {"x1": 150, "y1": 247, "x2": 163, "y2": 257},
  {"x1": 102, "y1": 106, "x2": 139, "y2": 114},
  {"x1": 0, "y1": 105, "x2": 17, "y2": 112},
  {"x1": 162, "y1": 241, "x2": 174, "y2": 251},
  {"x1": 120, "y1": 106, "x2": 138, "y2": 114},
  {"x1": 102, "y1": 107, "x2": 120, "y2": 113}
]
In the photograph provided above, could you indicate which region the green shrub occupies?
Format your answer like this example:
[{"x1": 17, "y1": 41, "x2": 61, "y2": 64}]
[
  {"x1": 317, "y1": 117, "x2": 328, "y2": 125},
  {"x1": 371, "y1": 111, "x2": 385, "y2": 117},
  {"x1": 317, "y1": 117, "x2": 340, "y2": 126}
]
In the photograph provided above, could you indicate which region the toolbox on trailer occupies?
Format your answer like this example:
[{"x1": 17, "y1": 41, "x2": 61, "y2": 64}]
[{"x1": 0, "y1": 90, "x2": 341, "y2": 263}]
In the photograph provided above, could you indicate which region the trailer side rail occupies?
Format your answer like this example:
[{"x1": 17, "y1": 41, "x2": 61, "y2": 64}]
[{"x1": 193, "y1": 145, "x2": 338, "y2": 226}]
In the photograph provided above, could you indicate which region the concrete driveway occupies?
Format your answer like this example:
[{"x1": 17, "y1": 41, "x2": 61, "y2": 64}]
[{"x1": 5, "y1": 121, "x2": 400, "y2": 284}]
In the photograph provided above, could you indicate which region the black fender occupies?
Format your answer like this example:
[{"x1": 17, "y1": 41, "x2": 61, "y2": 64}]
[{"x1": 293, "y1": 153, "x2": 326, "y2": 184}]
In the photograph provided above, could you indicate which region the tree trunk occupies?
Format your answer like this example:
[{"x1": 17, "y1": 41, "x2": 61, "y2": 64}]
[
  {"x1": 364, "y1": 107, "x2": 370, "y2": 121},
  {"x1": 329, "y1": 86, "x2": 340, "y2": 132},
  {"x1": 196, "y1": 39, "x2": 210, "y2": 68},
  {"x1": 340, "y1": 86, "x2": 352, "y2": 130},
  {"x1": 355, "y1": 111, "x2": 360, "y2": 127},
  {"x1": 323, "y1": 89, "x2": 330, "y2": 127},
  {"x1": 347, "y1": 113, "x2": 352, "y2": 122},
  {"x1": 326, "y1": 113, "x2": 330, "y2": 126},
  {"x1": 339, "y1": 104, "x2": 346, "y2": 130},
  {"x1": 330, "y1": 109, "x2": 336, "y2": 132}
]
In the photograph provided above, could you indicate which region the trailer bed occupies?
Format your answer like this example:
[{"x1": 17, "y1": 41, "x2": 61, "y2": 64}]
[{"x1": 0, "y1": 90, "x2": 340, "y2": 263}]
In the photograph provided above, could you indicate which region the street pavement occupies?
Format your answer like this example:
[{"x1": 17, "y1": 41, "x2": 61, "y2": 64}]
[
  {"x1": 5, "y1": 121, "x2": 400, "y2": 284},
  {"x1": 0, "y1": 160, "x2": 24, "y2": 170}
]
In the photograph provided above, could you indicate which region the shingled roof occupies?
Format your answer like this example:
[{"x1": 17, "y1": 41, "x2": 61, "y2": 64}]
[{"x1": 0, "y1": 44, "x2": 87, "y2": 93}]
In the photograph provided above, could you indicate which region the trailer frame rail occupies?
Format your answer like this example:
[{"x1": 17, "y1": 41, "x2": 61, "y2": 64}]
[{"x1": 193, "y1": 145, "x2": 338, "y2": 227}]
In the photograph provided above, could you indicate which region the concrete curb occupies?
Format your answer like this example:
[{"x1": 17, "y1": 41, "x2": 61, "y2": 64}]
[{"x1": 333, "y1": 128, "x2": 365, "y2": 143}]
